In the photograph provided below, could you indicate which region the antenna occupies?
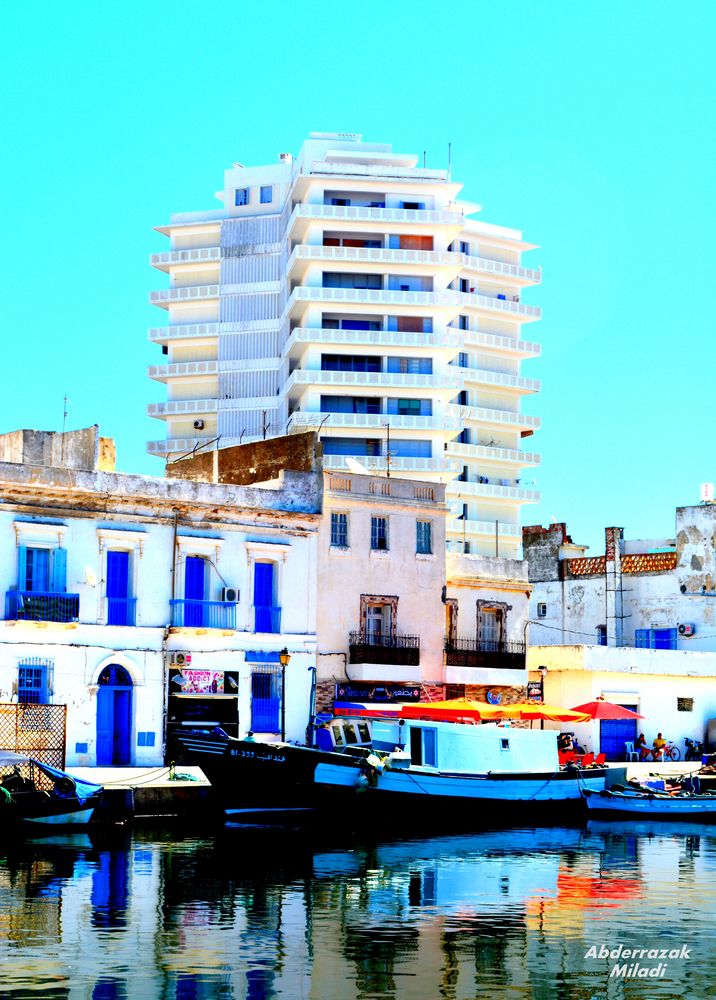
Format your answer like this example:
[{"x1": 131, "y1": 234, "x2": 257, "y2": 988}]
[
  {"x1": 447, "y1": 142, "x2": 452, "y2": 182},
  {"x1": 60, "y1": 394, "x2": 70, "y2": 466},
  {"x1": 423, "y1": 150, "x2": 426, "y2": 168}
]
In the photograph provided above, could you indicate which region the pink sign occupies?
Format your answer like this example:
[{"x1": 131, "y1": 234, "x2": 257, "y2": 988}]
[{"x1": 179, "y1": 670, "x2": 224, "y2": 694}]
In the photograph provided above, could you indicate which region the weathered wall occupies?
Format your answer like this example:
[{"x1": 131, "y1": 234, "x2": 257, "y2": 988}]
[
  {"x1": 0, "y1": 426, "x2": 107, "y2": 472},
  {"x1": 522, "y1": 523, "x2": 570, "y2": 582},
  {"x1": 166, "y1": 432, "x2": 321, "y2": 487}
]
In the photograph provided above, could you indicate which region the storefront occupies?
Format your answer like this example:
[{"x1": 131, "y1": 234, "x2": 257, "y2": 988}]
[{"x1": 166, "y1": 667, "x2": 240, "y2": 743}]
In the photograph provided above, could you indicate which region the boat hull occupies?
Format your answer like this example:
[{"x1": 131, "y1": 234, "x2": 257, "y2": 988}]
[{"x1": 583, "y1": 789, "x2": 716, "y2": 821}]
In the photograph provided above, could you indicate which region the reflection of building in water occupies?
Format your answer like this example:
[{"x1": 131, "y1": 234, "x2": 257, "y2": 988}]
[{"x1": 2, "y1": 829, "x2": 716, "y2": 998}]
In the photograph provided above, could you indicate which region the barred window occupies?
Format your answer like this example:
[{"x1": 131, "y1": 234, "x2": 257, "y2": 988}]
[
  {"x1": 677, "y1": 698, "x2": 694, "y2": 712},
  {"x1": 331, "y1": 512, "x2": 348, "y2": 548},
  {"x1": 416, "y1": 520, "x2": 432, "y2": 554},
  {"x1": 18, "y1": 659, "x2": 52, "y2": 704},
  {"x1": 371, "y1": 517, "x2": 388, "y2": 551}
]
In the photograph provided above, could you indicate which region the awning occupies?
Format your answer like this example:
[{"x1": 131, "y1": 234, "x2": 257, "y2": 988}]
[
  {"x1": 333, "y1": 701, "x2": 401, "y2": 717},
  {"x1": 244, "y1": 651, "x2": 282, "y2": 663}
]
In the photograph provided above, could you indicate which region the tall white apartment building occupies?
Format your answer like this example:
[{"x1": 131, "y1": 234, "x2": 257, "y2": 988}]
[{"x1": 148, "y1": 133, "x2": 541, "y2": 557}]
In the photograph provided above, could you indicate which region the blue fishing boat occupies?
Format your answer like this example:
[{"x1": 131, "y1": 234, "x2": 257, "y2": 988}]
[{"x1": 0, "y1": 751, "x2": 103, "y2": 828}]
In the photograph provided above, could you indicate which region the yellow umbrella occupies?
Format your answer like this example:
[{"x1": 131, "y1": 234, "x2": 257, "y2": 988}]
[
  {"x1": 400, "y1": 698, "x2": 506, "y2": 722},
  {"x1": 491, "y1": 703, "x2": 592, "y2": 724}
]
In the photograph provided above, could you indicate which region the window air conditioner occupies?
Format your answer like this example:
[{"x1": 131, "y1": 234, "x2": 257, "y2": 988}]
[
  {"x1": 678, "y1": 623, "x2": 696, "y2": 636},
  {"x1": 222, "y1": 587, "x2": 239, "y2": 603},
  {"x1": 169, "y1": 652, "x2": 192, "y2": 666},
  {"x1": 193, "y1": 419, "x2": 205, "y2": 430}
]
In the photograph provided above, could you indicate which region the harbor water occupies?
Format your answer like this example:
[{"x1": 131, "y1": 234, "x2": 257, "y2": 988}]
[{"x1": 1, "y1": 821, "x2": 716, "y2": 999}]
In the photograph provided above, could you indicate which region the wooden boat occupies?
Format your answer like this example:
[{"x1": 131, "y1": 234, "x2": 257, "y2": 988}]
[
  {"x1": 582, "y1": 786, "x2": 716, "y2": 821},
  {"x1": 170, "y1": 728, "x2": 375, "y2": 817},
  {"x1": 314, "y1": 717, "x2": 607, "y2": 818},
  {"x1": 0, "y1": 752, "x2": 103, "y2": 827}
]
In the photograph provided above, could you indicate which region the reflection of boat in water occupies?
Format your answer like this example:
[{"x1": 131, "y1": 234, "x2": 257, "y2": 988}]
[
  {"x1": 0, "y1": 751, "x2": 102, "y2": 828},
  {"x1": 583, "y1": 787, "x2": 716, "y2": 821},
  {"x1": 587, "y1": 817, "x2": 716, "y2": 840}
]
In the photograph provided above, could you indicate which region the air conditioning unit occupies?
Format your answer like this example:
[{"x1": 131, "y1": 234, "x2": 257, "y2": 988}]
[
  {"x1": 222, "y1": 587, "x2": 239, "y2": 603},
  {"x1": 193, "y1": 419, "x2": 205, "y2": 430},
  {"x1": 678, "y1": 623, "x2": 696, "y2": 637},
  {"x1": 169, "y1": 652, "x2": 192, "y2": 666}
]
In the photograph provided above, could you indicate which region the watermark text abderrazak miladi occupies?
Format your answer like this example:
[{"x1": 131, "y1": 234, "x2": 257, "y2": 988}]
[{"x1": 585, "y1": 942, "x2": 691, "y2": 980}]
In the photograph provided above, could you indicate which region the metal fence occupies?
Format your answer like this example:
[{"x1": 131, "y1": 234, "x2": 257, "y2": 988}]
[{"x1": 0, "y1": 702, "x2": 67, "y2": 770}]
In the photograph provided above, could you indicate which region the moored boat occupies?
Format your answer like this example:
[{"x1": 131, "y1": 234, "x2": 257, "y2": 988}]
[
  {"x1": 582, "y1": 786, "x2": 716, "y2": 821},
  {"x1": 0, "y1": 751, "x2": 103, "y2": 828}
]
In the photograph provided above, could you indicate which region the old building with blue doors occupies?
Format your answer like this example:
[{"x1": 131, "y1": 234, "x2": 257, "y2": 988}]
[{"x1": 0, "y1": 426, "x2": 322, "y2": 766}]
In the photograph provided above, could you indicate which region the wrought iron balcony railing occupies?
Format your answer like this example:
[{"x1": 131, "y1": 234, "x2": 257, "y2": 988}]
[
  {"x1": 349, "y1": 631, "x2": 420, "y2": 666},
  {"x1": 170, "y1": 599, "x2": 236, "y2": 629},
  {"x1": 444, "y1": 637, "x2": 526, "y2": 670},
  {"x1": 5, "y1": 591, "x2": 80, "y2": 624}
]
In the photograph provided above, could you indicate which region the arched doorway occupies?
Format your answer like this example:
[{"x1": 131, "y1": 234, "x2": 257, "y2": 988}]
[{"x1": 96, "y1": 665, "x2": 133, "y2": 766}]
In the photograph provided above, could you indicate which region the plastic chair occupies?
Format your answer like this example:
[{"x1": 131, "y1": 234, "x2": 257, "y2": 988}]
[
  {"x1": 624, "y1": 741, "x2": 639, "y2": 762},
  {"x1": 594, "y1": 753, "x2": 606, "y2": 766},
  {"x1": 581, "y1": 753, "x2": 595, "y2": 767}
]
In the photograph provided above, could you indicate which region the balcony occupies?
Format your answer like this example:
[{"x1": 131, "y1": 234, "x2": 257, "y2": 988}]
[
  {"x1": 455, "y1": 253, "x2": 541, "y2": 285},
  {"x1": 453, "y1": 367, "x2": 540, "y2": 394},
  {"x1": 5, "y1": 591, "x2": 79, "y2": 624},
  {"x1": 444, "y1": 638, "x2": 526, "y2": 671},
  {"x1": 288, "y1": 203, "x2": 464, "y2": 231},
  {"x1": 323, "y1": 454, "x2": 458, "y2": 477},
  {"x1": 447, "y1": 480, "x2": 541, "y2": 503},
  {"x1": 446, "y1": 442, "x2": 541, "y2": 467},
  {"x1": 253, "y1": 605, "x2": 282, "y2": 633},
  {"x1": 349, "y1": 632, "x2": 420, "y2": 666},
  {"x1": 107, "y1": 597, "x2": 137, "y2": 627},
  {"x1": 147, "y1": 436, "x2": 215, "y2": 455},
  {"x1": 148, "y1": 323, "x2": 220, "y2": 345},
  {"x1": 170, "y1": 600, "x2": 236, "y2": 629},
  {"x1": 147, "y1": 399, "x2": 218, "y2": 418},
  {"x1": 446, "y1": 518, "x2": 521, "y2": 540},
  {"x1": 149, "y1": 285, "x2": 220, "y2": 308},
  {"x1": 150, "y1": 247, "x2": 220, "y2": 271},
  {"x1": 148, "y1": 361, "x2": 218, "y2": 382},
  {"x1": 462, "y1": 330, "x2": 541, "y2": 358},
  {"x1": 284, "y1": 326, "x2": 462, "y2": 356},
  {"x1": 289, "y1": 411, "x2": 462, "y2": 433},
  {"x1": 285, "y1": 369, "x2": 463, "y2": 394},
  {"x1": 286, "y1": 287, "x2": 540, "y2": 322},
  {"x1": 444, "y1": 402, "x2": 541, "y2": 435},
  {"x1": 289, "y1": 245, "x2": 459, "y2": 272}
]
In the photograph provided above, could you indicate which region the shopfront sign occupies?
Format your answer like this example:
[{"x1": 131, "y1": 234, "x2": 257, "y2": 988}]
[{"x1": 335, "y1": 682, "x2": 421, "y2": 703}]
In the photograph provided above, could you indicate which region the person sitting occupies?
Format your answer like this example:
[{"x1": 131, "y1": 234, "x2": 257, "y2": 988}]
[
  {"x1": 244, "y1": 731, "x2": 256, "y2": 743},
  {"x1": 558, "y1": 733, "x2": 574, "y2": 752},
  {"x1": 652, "y1": 733, "x2": 667, "y2": 759},
  {"x1": 636, "y1": 733, "x2": 649, "y2": 760}
]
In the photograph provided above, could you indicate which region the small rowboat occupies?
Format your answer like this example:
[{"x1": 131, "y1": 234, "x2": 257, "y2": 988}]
[
  {"x1": 582, "y1": 786, "x2": 716, "y2": 821},
  {"x1": 0, "y1": 751, "x2": 103, "y2": 828}
]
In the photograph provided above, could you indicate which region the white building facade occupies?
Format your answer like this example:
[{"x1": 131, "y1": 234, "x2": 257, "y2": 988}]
[
  {"x1": 0, "y1": 443, "x2": 321, "y2": 768},
  {"x1": 148, "y1": 132, "x2": 542, "y2": 558}
]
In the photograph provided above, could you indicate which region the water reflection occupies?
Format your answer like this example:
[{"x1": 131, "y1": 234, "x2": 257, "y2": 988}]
[{"x1": 1, "y1": 822, "x2": 715, "y2": 998}]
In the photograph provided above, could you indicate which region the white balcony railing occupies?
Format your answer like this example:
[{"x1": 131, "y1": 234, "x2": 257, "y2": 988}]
[
  {"x1": 149, "y1": 285, "x2": 220, "y2": 307},
  {"x1": 147, "y1": 436, "x2": 215, "y2": 454},
  {"x1": 453, "y1": 366, "x2": 540, "y2": 393},
  {"x1": 148, "y1": 323, "x2": 220, "y2": 343},
  {"x1": 150, "y1": 247, "x2": 221, "y2": 269},
  {"x1": 461, "y1": 330, "x2": 541, "y2": 357},
  {"x1": 287, "y1": 286, "x2": 540, "y2": 320},
  {"x1": 148, "y1": 399, "x2": 218, "y2": 418},
  {"x1": 289, "y1": 411, "x2": 462, "y2": 432},
  {"x1": 444, "y1": 403, "x2": 541, "y2": 432},
  {"x1": 323, "y1": 455, "x2": 459, "y2": 475},
  {"x1": 148, "y1": 361, "x2": 219, "y2": 381},
  {"x1": 446, "y1": 517, "x2": 521, "y2": 538},
  {"x1": 447, "y1": 481, "x2": 541, "y2": 502},
  {"x1": 446, "y1": 442, "x2": 541, "y2": 466},
  {"x1": 289, "y1": 203, "x2": 464, "y2": 229},
  {"x1": 455, "y1": 252, "x2": 541, "y2": 284},
  {"x1": 285, "y1": 326, "x2": 462, "y2": 353},
  {"x1": 285, "y1": 369, "x2": 463, "y2": 393}
]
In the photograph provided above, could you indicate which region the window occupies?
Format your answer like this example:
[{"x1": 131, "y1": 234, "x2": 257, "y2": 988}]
[
  {"x1": 458, "y1": 315, "x2": 469, "y2": 330},
  {"x1": 366, "y1": 602, "x2": 392, "y2": 641},
  {"x1": 482, "y1": 610, "x2": 499, "y2": 645},
  {"x1": 24, "y1": 547, "x2": 51, "y2": 591},
  {"x1": 416, "y1": 520, "x2": 432, "y2": 555},
  {"x1": 410, "y1": 727, "x2": 437, "y2": 766},
  {"x1": 677, "y1": 697, "x2": 694, "y2": 712},
  {"x1": 18, "y1": 659, "x2": 51, "y2": 704},
  {"x1": 234, "y1": 188, "x2": 249, "y2": 206},
  {"x1": 537, "y1": 602, "x2": 547, "y2": 618},
  {"x1": 459, "y1": 278, "x2": 470, "y2": 293},
  {"x1": 260, "y1": 185, "x2": 273, "y2": 204},
  {"x1": 331, "y1": 512, "x2": 348, "y2": 548},
  {"x1": 250, "y1": 668, "x2": 282, "y2": 732},
  {"x1": 460, "y1": 241, "x2": 469, "y2": 254},
  {"x1": 596, "y1": 624, "x2": 607, "y2": 645},
  {"x1": 386, "y1": 357, "x2": 432, "y2": 375},
  {"x1": 371, "y1": 517, "x2": 388, "y2": 551},
  {"x1": 387, "y1": 398, "x2": 432, "y2": 416}
]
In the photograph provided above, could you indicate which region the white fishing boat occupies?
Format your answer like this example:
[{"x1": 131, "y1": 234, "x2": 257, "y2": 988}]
[
  {"x1": 314, "y1": 717, "x2": 606, "y2": 817},
  {"x1": 582, "y1": 786, "x2": 716, "y2": 821}
]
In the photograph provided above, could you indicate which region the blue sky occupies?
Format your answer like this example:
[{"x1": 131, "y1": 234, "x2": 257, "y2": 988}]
[{"x1": 2, "y1": 1, "x2": 714, "y2": 552}]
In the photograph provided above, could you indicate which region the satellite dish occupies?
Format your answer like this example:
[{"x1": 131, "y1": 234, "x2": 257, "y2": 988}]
[
  {"x1": 84, "y1": 567, "x2": 98, "y2": 587},
  {"x1": 345, "y1": 457, "x2": 369, "y2": 474}
]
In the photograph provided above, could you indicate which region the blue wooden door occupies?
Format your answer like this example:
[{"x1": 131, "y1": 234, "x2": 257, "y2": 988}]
[
  {"x1": 96, "y1": 667, "x2": 133, "y2": 766},
  {"x1": 184, "y1": 556, "x2": 205, "y2": 627},
  {"x1": 600, "y1": 706, "x2": 638, "y2": 761},
  {"x1": 96, "y1": 686, "x2": 114, "y2": 766},
  {"x1": 112, "y1": 691, "x2": 131, "y2": 765},
  {"x1": 253, "y1": 563, "x2": 274, "y2": 632},
  {"x1": 251, "y1": 671, "x2": 280, "y2": 732},
  {"x1": 106, "y1": 551, "x2": 129, "y2": 626}
]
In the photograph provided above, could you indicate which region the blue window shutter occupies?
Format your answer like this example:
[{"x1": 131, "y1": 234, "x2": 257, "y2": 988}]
[
  {"x1": 52, "y1": 548, "x2": 67, "y2": 594},
  {"x1": 106, "y1": 551, "x2": 129, "y2": 599},
  {"x1": 184, "y1": 557, "x2": 205, "y2": 600},
  {"x1": 17, "y1": 546, "x2": 27, "y2": 589},
  {"x1": 254, "y1": 563, "x2": 274, "y2": 606}
]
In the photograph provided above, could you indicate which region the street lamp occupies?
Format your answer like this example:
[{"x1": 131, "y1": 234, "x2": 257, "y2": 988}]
[
  {"x1": 537, "y1": 666, "x2": 547, "y2": 730},
  {"x1": 279, "y1": 648, "x2": 290, "y2": 741}
]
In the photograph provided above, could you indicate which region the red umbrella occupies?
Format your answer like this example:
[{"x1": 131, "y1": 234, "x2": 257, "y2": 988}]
[{"x1": 570, "y1": 699, "x2": 644, "y2": 720}]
